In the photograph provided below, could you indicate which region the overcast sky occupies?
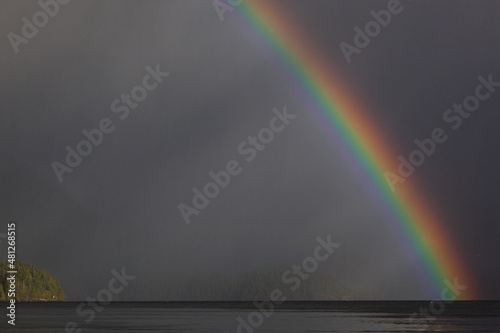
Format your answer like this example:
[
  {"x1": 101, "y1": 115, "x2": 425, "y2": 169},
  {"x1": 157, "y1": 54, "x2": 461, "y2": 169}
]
[{"x1": 1, "y1": 0, "x2": 499, "y2": 300}]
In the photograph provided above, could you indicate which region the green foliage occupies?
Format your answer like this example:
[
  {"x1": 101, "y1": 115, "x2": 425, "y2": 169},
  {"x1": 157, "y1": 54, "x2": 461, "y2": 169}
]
[
  {"x1": 0, "y1": 260, "x2": 64, "y2": 301},
  {"x1": 0, "y1": 282, "x2": 5, "y2": 299}
]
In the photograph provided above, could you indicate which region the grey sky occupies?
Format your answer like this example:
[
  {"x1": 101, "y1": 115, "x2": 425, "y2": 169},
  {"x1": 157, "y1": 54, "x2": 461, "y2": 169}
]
[{"x1": 1, "y1": 0, "x2": 499, "y2": 300}]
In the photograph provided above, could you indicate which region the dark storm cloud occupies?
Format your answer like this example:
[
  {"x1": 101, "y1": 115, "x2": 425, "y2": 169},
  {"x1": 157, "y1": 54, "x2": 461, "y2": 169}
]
[{"x1": 1, "y1": 0, "x2": 499, "y2": 300}]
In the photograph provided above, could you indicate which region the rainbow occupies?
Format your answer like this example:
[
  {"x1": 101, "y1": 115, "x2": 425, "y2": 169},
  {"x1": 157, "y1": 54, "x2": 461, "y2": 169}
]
[{"x1": 238, "y1": 1, "x2": 476, "y2": 299}]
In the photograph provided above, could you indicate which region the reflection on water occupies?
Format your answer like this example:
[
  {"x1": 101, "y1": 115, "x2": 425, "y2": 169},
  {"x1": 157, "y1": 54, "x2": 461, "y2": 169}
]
[{"x1": 1, "y1": 301, "x2": 499, "y2": 332}]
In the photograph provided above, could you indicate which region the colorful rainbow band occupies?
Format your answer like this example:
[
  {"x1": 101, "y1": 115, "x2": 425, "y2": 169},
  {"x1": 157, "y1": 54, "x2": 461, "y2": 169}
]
[{"x1": 239, "y1": 0, "x2": 476, "y2": 299}]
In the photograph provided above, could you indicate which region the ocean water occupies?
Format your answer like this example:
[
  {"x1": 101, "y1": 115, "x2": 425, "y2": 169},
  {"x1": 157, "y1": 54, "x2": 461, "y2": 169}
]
[{"x1": 1, "y1": 301, "x2": 499, "y2": 332}]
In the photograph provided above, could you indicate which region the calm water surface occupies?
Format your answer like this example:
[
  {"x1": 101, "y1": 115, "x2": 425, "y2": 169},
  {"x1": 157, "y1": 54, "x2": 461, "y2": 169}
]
[{"x1": 2, "y1": 301, "x2": 499, "y2": 332}]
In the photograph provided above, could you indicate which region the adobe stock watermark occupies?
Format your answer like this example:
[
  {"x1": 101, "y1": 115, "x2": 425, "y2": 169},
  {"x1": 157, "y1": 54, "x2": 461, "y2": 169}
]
[
  {"x1": 340, "y1": 0, "x2": 411, "y2": 64},
  {"x1": 178, "y1": 106, "x2": 297, "y2": 224},
  {"x1": 55, "y1": 267, "x2": 135, "y2": 333},
  {"x1": 7, "y1": 0, "x2": 71, "y2": 54},
  {"x1": 212, "y1": 0, "x2": 243, "y2": 22},
  {"x1": 406, "y1": 277, "x2": 467, "y2": 331},
  {"x1": 227, "y1": 235, "x2": 340, "y2": 333},
  {"x1": 51, "y1": 64, "x2": 169, "y2": 182},
  {"x1": 385, "y1": 74, "x2": 500, "y2": 192}
]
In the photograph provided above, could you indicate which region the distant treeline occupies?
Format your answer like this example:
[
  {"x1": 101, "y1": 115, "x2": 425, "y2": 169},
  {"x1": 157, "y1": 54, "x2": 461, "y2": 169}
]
[
  {"x1": 0, "y1": 263, "x2": 382, "y2": 301},
  {"x1": 0, "y1": 261, "x2": 64, "y2": 301},
  {"x1": 133, "y1": 267, "x2": 384, "y2": 301}
]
